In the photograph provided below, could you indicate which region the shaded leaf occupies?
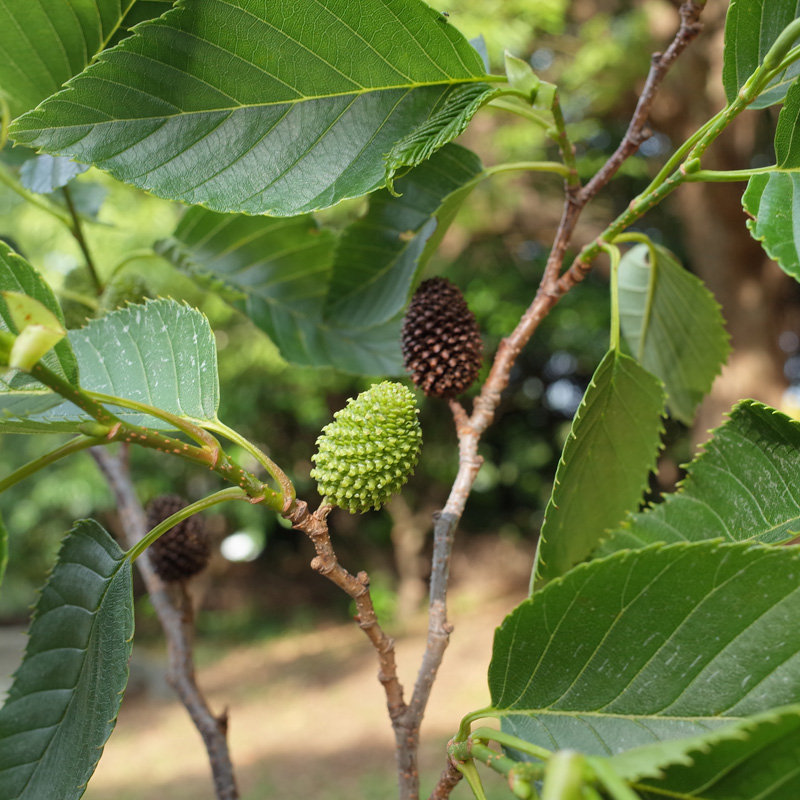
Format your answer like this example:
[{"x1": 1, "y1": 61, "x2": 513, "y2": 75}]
[
  {"x1": 384, "y1": 83, "x2": 498, "y2": 192},
  {"x1": 531, "y1": 350, "x2": 664, "y2": 588},
  {"x1": 609, "y1": 705, "x2": 800, "y2": 799},
  {"x1": 744, "y1": 79, "x2": 800, "y2": 279},
  {"x1": 0, "y1": 0, "x2": 169, "y2": 120},
  {"x1": 19, "y1": 155, "x2": 89, "y2": 194},
  {"x1": 0, "y1": 299, "x2": 219, "y2": 432},
  {"x1": 723, "y1": 0, "x2": 800, "y2": 109},
  {"x1": 597, "y1": 401, "x2": 800, "y2": 557},
  {"x1": 0, "y1": 242, "x2": 77, "y2": 395},
  {"x1": 488, "y1": 541, "x2": 800, "y2": 760},
  {"x1": 0, "y1": 519, "x2": 133, "y2": 800},
  {"x1": 618, "y1": 244, "x2": 730, "y2": 424},
  {"x1": 9, "y1": 0, "x2": 492, "y2": 216},
  {"x1": 326, "y1": 144, "x2": 484, "y2": 328}
]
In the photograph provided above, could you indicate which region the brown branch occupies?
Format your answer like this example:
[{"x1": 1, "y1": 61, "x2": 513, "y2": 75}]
[
  {"x1": 429, "y1": 752, "x2": 464, "y2": 800},
  {"x1": 92, "y1": 447, "x2": 239, "y2": 800}
]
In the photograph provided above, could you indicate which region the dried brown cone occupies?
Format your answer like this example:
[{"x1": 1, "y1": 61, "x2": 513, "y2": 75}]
[
  {"x1": 401, "y1": 277, "x2": 483, "y2": 398},
  {"x1": 145, "y1": 494, "x2": 210, "y2": 582}
]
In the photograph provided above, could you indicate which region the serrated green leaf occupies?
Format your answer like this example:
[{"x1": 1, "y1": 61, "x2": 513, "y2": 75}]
[
  {"x1": 19, "y1": 155, "x2": 89, "y2": 194},
  {"x1": 326, "y1": 144, "x2": 484, "y2": 328},
  {"x1": 608, "y1": 705, "x2": 800, "y2": 799},
  {"x1": 723, "y1": 1, "x2": 800, "y2": 109},
  {"x1": 0, "y1": 0, "x2": 167, "y2": 120},
  {"x1": 0, "y1": 298, "x2": 219, "y2": 432},
  {"x1": 597, "y1": 401, "x2": 800, "y2": 558},
  {"x1": 531, "y1": 350, "x2": 664, "y2": 588},
  {"x1": 487, "y1": 541, "x2": 800, "y2": 761},
  {"x1": 0, "y1": 242, "x2": 77, "y2": 398},
  {"x1": 384, "y1": 83, "x2": 498, "y2": 192},
  {"x1": 618, "y1": 244, "x2": 730, "y2": 424},
  {"x1": 744, "y1": 79, "x2": 800, "y2": 279},
  {"x1": 0, "y1": 519, "x2": 133, "y2": 800},
  {"x1": 9, "y1": 0, "x2": 491, "y2": 216}
]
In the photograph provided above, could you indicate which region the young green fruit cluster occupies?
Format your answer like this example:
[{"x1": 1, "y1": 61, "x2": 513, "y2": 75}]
[{"x1": 311, "y1": 382, "x2": 422, "y2": 513}]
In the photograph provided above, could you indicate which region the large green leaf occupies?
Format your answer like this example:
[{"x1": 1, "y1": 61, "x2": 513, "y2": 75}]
[
  {"x1": 744, "y1": 79, "x2": 800, "y2": 279},
  {"x1": 158, "y1": 145, "x2": 484, "y2": 373},
  {"x1": 597, "y1": 401, "x2": 800, "y2": 557},
  {"x1": 609, "y1": 706, "x2": 800, "y2": 798},
  {"x1": 0, "y1": 0, "x2": 170, "y2": 120},
  {"x1": 531, "y1": 350, "x2": 664, "y2": 588},
  {"x1": 487, "y1": 541, "x2": 800, "y2": 760},
  {"x1": 9, "y1": 0, "x2": 492, "y2": 216},
  {"x1": 618, "y1": 244, "x2": 730, "y2": 424},
  {"x1": 0, "y1": 519, "x2": 133, "y2": 800},
  {"x1": 723, "y1": 0, "x2": 800, "y2": 109},
  {"x1": 0, "y1": 298, "x2": 219, "y2": 432},
  {"x1": 0, "y1": 242, "x2": 77, "y2": 397}
]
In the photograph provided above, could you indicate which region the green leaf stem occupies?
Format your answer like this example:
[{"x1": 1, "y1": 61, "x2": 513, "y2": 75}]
[
  {"x1": 0, "y1": 520, "x2": 133, "y2": 800},
  {"x1": 531, "y1": 350, "x2": 664, "y2": 588},
  {"x1": 9, "y1": 0, "x2": 492, "y2": 216},
  {"x1": 618, "y1": 244, "x2": 730, "y2": 424}
]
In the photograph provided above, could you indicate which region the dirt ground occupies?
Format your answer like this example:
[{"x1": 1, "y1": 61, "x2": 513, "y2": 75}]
[{"x1": 81, "y1": 537, "x2": 532, "y2": 800}]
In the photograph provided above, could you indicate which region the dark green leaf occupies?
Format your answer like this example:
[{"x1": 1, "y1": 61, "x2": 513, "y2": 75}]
[
  {"x1": 0, "y1": 519, "x2": 133, "y2": 800},
  {"x1": 0, "y1": 299, "x2": 219, "y2": 432},
  {"x1": 19, "y1": 155, "x2": 89, "y2": 194},
  {"x1": 488, "y1": 541, "x2": 800, "y2": 759},
  {"x1": 618, "y1": 244, "x2": 730, "y2": 424},
  {"x1": 9, "y1": 0, "x2": 492, "y2": 216},
  {"x1": 0, "y1": 242, "x2": 77, "y2": 400},
  {"x1": 611, "y1": 706, "x2": 800, "y2": 799},
  {"x1": 531, "y1": 350, "x2": 664, "y2": 588},
  {"x1": 597, "y1": 401, "x2": 800, "y2": 557},
  {"x1": 0, "y1": 0, "x2": 168, "y2": 120},
  {"x1": 723, "y1": 0, "x2": 800, "y2": 109},
  {"x1": 326, "y1": 144, "x2": 484, "y2": 327},
  {"x1": 744, "y1": 79, "x2": 800, "y2": 279},
  {"x1": 384, "y1": 83, "x2": 498, "y2": 191}
]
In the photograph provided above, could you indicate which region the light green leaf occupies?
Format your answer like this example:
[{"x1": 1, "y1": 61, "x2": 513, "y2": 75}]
[
  {"x1": 723, "y1": 0, "x2": 800, "y2": 109},
  {"x1": 597, "y1": 401, "x2": 800, "y2": 557},
  {"x1": 384, "y1": 83, "x2": 498, "y2": 192},
  {"x1": 487, "y1": 541, "x2": 800, "y2": 760},
  {"x1": 531, "y1": 350, "x2": 664, "y2": 588},
  {"x1": 326, "y1": 144, "x2": 484, "y2": 328},
  {"x1": 609, "y1": 705, "x2": 800, "y2": 798},
  {"x1": 0, "y1": 298, "x2": 219, "y2": 432},
  {"x1": 744, "y1": 79, "x2": 800, "y2": 279},
  {"x1": 19, "y1": 155, "x2": 89, "y2": 194},
  {"x1": 0, "y1": 519, "x2": 133, "y2": 800},
  {"x1": 0, "y1": 0, "x2": 169, "y2": 120},
  {"x1": 0, "y1": 242, "x2": 77, "y2": 393},
  {"x1": 9, "y1": 0, "x2": 492, "y2": 216},
  {"x1": 618, "y1": 244, "x2": 730, "y2": 424}
]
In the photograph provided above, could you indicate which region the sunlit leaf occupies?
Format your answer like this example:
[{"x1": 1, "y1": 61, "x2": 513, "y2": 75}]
[
  {"x1": 9, "y1": 0, "x2": 492, "y2": 216},
  {"x1": 618, "y1": 244, "x2": 730, "y2": 424},
  {"x1": 0, "y1": 0, "x2": 169, "y2": 120},
  {"x1": 486, "y1": 541, "x2": 800, "y2": 760},
  {"x1": 0, "y1": 299, "x2": 219, "y2": 432},
  {"x1": 744, "y1": 79, "x2": 800, "y2": 280},
  {"x1": 597, "y1": 401, "x2": 800, "y2": 557},
  {"x1": 723, "y1": 0, "x2": 800, "y2": 109},
  {"x1": 531, "y1": 349, "x2": 664, "y2": 588},
  {"x1": 0, "y1": 520, "x2": 133, "y2": 800}
]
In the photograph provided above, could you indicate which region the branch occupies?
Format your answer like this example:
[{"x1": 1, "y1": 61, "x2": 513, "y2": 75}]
[{"x1": 91, "y1": 446, "x2": 239, "y2": 800}]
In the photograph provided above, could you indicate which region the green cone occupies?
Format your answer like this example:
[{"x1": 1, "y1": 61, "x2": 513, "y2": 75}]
[{"x1": 311, "y1": 382, "x2": 422, "y2": 513}]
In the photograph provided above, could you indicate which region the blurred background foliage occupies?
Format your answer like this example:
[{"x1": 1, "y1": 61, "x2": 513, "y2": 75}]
[{"x1": 0, "y1": 0, "x2": 796, "y2": 649}]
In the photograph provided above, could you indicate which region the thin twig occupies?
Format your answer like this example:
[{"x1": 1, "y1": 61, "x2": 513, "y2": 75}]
[
  {"x1": 92, "y1": 446, "x2": 239, "y2": 800},
  {"x1": 63, "y1": 184, "x2": 102, "y2": 294}
]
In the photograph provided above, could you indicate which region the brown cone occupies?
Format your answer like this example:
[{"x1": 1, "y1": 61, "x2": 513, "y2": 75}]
[
  {"x1": 401, "y1": 277, "x2": 483, "y2": 398},
  {"x1": 145, "y1": 494, "x2": 210, "y2": 582}
]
